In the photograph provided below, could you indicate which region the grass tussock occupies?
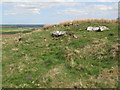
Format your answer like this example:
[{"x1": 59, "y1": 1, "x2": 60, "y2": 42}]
[{"x1": 43, "y1": 24, "x2": 57, "y2": 29}]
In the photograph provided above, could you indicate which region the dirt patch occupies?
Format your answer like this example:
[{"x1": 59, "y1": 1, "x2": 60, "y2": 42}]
[
  {"x1": 2, "y1": 29, "x2": 41, "y2": 38},
  {"x1": 2, "y1": 33, "x2": 21, "y2": 38}
]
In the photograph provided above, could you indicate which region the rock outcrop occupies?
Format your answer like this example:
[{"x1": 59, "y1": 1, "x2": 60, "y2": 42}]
[
  {"x1": 51, "y1": 31, "x2": 66, "y2": 37},
  {"x1": 87, "y1": 26, "x2": 109, "y2": 31}
]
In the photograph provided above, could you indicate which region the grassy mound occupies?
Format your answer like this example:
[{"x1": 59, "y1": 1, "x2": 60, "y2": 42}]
[{"x1": 2, "y1": 21, "x2": 119, "y2": 88}]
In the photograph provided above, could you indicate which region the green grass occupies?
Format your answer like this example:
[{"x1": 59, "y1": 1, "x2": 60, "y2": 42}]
[
  {"x1": 2, "y1": 27, "x2": 36, "y2": 34},
  {"x1": 2, "y1": 22, "x2": 119, "y2": 88}
]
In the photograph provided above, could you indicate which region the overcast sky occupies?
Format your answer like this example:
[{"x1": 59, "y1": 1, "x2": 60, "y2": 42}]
[{"x1": 0, "y1": 0, "x2": 119, "y2": 24}]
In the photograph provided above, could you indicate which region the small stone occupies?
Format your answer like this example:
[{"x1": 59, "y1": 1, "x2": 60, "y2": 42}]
[
  {"x1": 60, "y1": 40, "x2": 63, "y2": 42},
  {"x1": 12, "y1": 48, "x2": 19, "y2": 51},
  {"x1": 44, "y1": 38, "x2": 47, "y2": 42},
  {"x1": 45, "y1": 44, "x2": 49, "y2": 47},
  {"x1": 108, "y1": 33, "x2": 114, "y2": 36},
  {"x1": 79, "y1": 28, "x2": 82, "y2": 30},
  {"x1": 32, "y1": 81, "x2": 35, "y2": 84},
  {"x1": 80, "y1": 45, "x2": 85, "y2": 48},
  {"x1": 104, "y1": 37, "x2": 108, "y2": 39},
  {"x1": 65, "y1": 46, "x2": 69, "y2": 50},
  {"x1": 73, "y1": 24, "x2": 79, "y2": 26},
  {"x1": 74, "y1": 49, "x2": 80, "y2": 54},
  {"x1": 36, "y1": 84, "x2": 40, "y2": 86},
  {"x1": 73, "y1": 35, "x2": 78, "y2": 38},
  {"x1": 18, "y1": 37, "x2": 23, "y2": 41}
]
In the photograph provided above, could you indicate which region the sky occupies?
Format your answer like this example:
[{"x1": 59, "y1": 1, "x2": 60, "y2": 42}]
[{"x1": 0, "y1": 0, "x2": 119, "y2": 24}]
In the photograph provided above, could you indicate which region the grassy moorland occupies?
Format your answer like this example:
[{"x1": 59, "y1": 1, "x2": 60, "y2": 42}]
[
  {"x1": 2, "y1": 27, "x2": 36, "y2": 35},
  {"x1": 2, "y1": 19, "x2": 119, "y2": 88}
]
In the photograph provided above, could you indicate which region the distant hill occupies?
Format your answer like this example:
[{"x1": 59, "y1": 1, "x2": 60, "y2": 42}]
[{"x1": 1, "y1": 24, "x2": 45, "y2": 28}]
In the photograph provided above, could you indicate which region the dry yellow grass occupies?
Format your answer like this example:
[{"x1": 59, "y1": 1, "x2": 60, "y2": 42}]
[
  {"x1": 43, "y1": 24, "x2": 57, "y2": 29},
  {"x1": 59, "y1": 18, "x2": 117, "y2": 25},
  {"x1": 43, "y1": 19, "x2": 118, "y2": 29},
  {"x1": 59, "y1": 20, "x2": 73, "y2": 25},
  {"x1": 72, "y1": 18, "x2": 117, "y2": 23}
]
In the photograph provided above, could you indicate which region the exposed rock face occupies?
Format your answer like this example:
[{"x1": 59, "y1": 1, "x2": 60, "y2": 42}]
[
  {"x1": 51, "y1": 31, "x2": 66, "y2": 37},
  {"x1": 87, "y1": 26, "x2": 109, "y2": 31}
]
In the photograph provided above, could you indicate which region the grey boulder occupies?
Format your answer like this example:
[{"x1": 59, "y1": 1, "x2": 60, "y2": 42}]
[
  {"x1": 99, "y1": 26, "x2": 109, "y2": 31},
  {"x1": 87, "y1": 26, "x2": 109, "y2": 31},
  {"x1": 51, "y1": 31, "x2": 66, "y2": 37}
]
